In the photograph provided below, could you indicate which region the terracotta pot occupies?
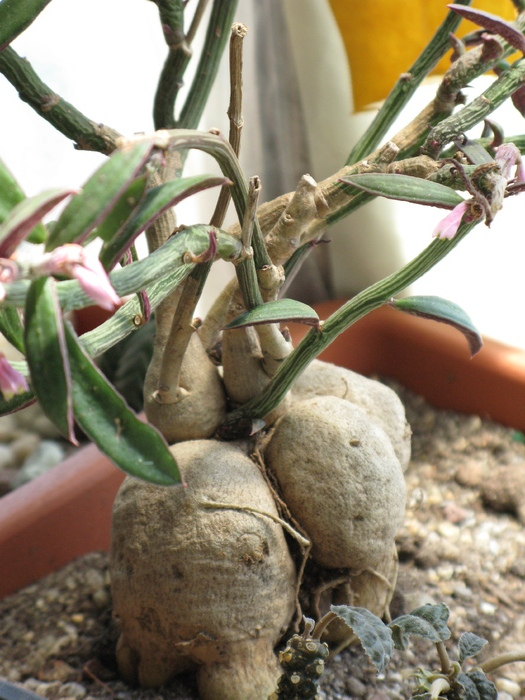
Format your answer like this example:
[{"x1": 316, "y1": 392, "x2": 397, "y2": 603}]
[{"x1": 2, "y1": 299, "x2": 525, "y2": 600}]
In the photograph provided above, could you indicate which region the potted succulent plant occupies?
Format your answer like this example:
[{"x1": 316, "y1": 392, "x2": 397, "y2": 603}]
[{"x1": 2, "y1": 1, "x2": 525, "y2": 698}]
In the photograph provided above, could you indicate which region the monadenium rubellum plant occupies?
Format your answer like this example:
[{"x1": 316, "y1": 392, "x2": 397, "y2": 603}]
[
  {"x1": 272, "y1": 602, "x2": 525, "y2": 699},
  {"x1": 2, "y1": 1, "x2": 525, "y2": 698}
]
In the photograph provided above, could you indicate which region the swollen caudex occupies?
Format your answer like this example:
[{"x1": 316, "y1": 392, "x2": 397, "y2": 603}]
[
  {"x1": 264, "y1": 395, "x2": 406, "y2": 571},
  {"x1": 144, "y1": 331, "x2": 226, "y2": 443},
  {"x1": 110, "y1": 439, "x2": 297, "y2": 699},
  {"x1": 292, "y1": 359, "x2": 411, "y2": 470}
]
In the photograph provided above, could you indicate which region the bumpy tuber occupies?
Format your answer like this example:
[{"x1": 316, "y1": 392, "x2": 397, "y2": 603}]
[
  {"x1": 264, "y1": 395, "x2": 406, "y2": 571},
  {"x1": 110, "y1": 439, "x2": 297, "y2": 699}
]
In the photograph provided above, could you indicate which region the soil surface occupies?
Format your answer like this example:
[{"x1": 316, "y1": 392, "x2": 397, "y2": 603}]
[{"x1": 1, "y1": 381, "x2": 525, "y2": 700}]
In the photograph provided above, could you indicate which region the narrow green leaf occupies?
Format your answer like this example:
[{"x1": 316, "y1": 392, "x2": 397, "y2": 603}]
[
  {"x1": 390, "y1": 295, "x2": 483, "y2": 356},
  {"x1": 341, "y1": 173, "x2": 464, "y2": 209},
  {"x1": 0, "y1": 306, "x2": 25, "y2": 353},
  {"x1": 94, "y1": 173, "x2": 149, "y2": 243},
  {"x1": 458, "y1": 632, "x2": 488, "y2": 664},
  {"x1": 0, "y1": 0, "x2": 52, "y2": 50},
  {"x1": 0, "y1": 188, "x2": 76, "y2": 257},
  {"x1": 0, "y1": 157, "x2": 46, "y2": 243},
  {"x1": 47, "y1": 139, "x2": 155, "y2": 250},
  {"x1": 64, "y1": 323, "x2": 180, "y2": 485},
  {"x1": 99, "y1": 174, "x2": 228, "y2": 269},
  {"x1": 330, "y1": 606, "x2": 393, "y2": 674},
  {"x1": 223, "y1": 299, "x2": 320, "y2": 330},
  {"x1": 454, "y1": 138, "x2": 494, "y2": 165},
  {"x1": 24, "y1": 277, "x2": 76, "y2": 443}
]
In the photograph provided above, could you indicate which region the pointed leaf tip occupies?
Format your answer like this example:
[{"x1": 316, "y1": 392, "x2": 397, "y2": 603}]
[
  {"x1": 341, "y1": 173, "x2": 464, "y2": 209},
  {"x1": 223, "y1": 299, "x2": 320, "y2": 330},
  {"x1": 447, "y1": 5, "x2": 525, "y2": 54},
  {"x1": 330, "y1": 606, "x2": 393, "y2": 674},
  {"x1": 390, "y1": 295, "x2": 483, "y2": 356}
]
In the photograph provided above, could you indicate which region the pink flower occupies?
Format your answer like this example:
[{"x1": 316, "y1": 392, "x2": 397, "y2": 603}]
[
  {"x1": 432, "y1": 200, "x2": 470, "y2": 239},
  {"x1": 494, "y1": 143, "x2": 525, "y2": 183},
  {"x1": 0, "y1": 258, "x2": 18, "y2": 301},
  {"x1": 0, "y1": 354, "x2": 29, "y2": 399},
  {"x1": 37, "y1": 244, "x2": 121, "y2": 311}
]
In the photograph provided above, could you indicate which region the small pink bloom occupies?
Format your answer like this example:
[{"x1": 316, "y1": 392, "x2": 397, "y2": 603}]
[
  {"x1": 38, "y1": 244, "x2": 121, "y2": 311},
  {"x1": 0, "y1": 354, "x2": 29, "y2": 399},
  {"x1": 432, "y1": 200, "x2": 470, "y2": 239},
  {"x1": 495, "y1": 143, "x2": 524, "y2": 181}
]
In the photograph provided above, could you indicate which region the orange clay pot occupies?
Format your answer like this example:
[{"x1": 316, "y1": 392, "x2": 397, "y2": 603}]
[{"x1": 1, "y1": 299, "x2": 525, "y2": 599}]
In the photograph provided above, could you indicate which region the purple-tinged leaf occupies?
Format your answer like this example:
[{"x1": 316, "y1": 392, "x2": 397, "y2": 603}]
[
  {"x1": 341, "y1": 173, "x2": 464, "y2": 209},
  {"x1": 46, "y1": 139, "x2": 156, "y2": 251},
  {"x1": 448, "y1": 5, "x2": 525, "y2": 54},
  {"x1": 390, "y1": 295, "x2": 482, "y2": 356},
  {"x1": 0, "y1": 387, "x2": 35, "y2": 416},
  {"x1": 99, "y1": 175, "x2": 229, "y2": 269},
  {"x1": 223, "y1": 299, "x2": 320, "y2": 331},
  {"x1": 24, "y1": 277, "x2": 77, "y2": 444},
  {"x1": 64, "y1": 324, "x2": 180, "y2": 485},
  {"x1": 481, "y1": 118, "x2": 504, "y2": 149},
  {"x1": 0, "y1": 188, "x2": 76, "y2": 257},
  {"x1": 454, "y1": 137, "x2": 494, "y2": 165}
]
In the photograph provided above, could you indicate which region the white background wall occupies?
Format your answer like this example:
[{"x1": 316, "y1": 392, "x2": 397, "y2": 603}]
[{"x1": 3, "y1": 0, "x2": 525, "y2": 347}]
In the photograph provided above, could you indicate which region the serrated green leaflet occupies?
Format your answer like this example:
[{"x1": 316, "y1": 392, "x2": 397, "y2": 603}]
[
  {"x1": 0, "y1": 157, "x2": 46, "y2": 243},
  {"x1": 0, "y1": 0, "x2": 52, "y2": 50},
  {"x1": 0, "y1": 188, "x2": 75, "y2": 257},
  {"x1": 47, "y1": 139, "x2": 155, "y2": 250},
  {"x1": 390, "y1": 295, "x2": 482, "y2": 356},
  {"x1": 64, "y1": 323, "x2": 180, "y2": 485},
  {"x1": 389, "y1": 603, "x2": 451, "y2": 650},
  {"x1": 457, "y1": 670, "x2": 497, "y2": 700},
  {"x1": 223, "y1": 299, "x2": 319, "y2": 330},
  {"x1": 24, "y1": 277, "x2": 76, "y2": 443},
  {"x1": 0, "y1": 306, "x2": 25, "y2": 353},
  {"x1": 458, "y1": 632, "x2": 488, "y2": 664},
  {"x1": 94, "y1": 173, "x2": 149, "y2": 244},
  {"x1": 330, "y1": 606, "x2": 393, "y2": 674},
  {"x1": 99, "y1": 174, "x2": 228, "y2": 269},
  {"x1": 341, "y1": 173, "x2": 464, "y2": 209}
]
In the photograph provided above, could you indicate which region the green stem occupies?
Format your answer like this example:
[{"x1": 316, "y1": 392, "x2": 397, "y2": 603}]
[
  {"x1": 436, "y1": 641, "x2": 452, "y2": 676},
  {"x1": 424, "y1": 58, "x2": 525, "y2": 156},
  {"x1": 480, "y1": 650, "x2": 525, "y2": 674},
  {"x1": 164, "y1": 129, "x2": 269, "y2": 266},
  {"x1": 346, "y1": 0, "x2": 471, "y2": 165},
  {"x1": 219, "y1": 220, "x2": 477, "y2": 436},
  {"x1": 153, "y1": 0, "x2": 210, "y2": 129},
  {"x1": 0, "y1": 46, "x2": 121, "y2": 154},
  {"x1": 177, "y1": 0, "x2": 239, "y2": 130}
]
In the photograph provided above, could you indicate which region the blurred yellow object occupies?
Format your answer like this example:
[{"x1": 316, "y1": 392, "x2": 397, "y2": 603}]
[{"x1": 328, "y1": 1, "x2": 517, "y2": 110}]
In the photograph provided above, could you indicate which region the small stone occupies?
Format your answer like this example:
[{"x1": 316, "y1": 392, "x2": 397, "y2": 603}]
[
  {"x1": 57, "y1": 682, "x2": 87, "y2": 698},
  {"x1": 345, "y1": 676, "x2": 367, "y2": 697},
  {"x1": 0, "y1": 414, "x2": 16, "y2": 441},
  {"x1": 496, "y1": 678, "x2": 522, "y2": 698},
  {"x1": 455, "y1": 459, "x2": 484, "y2": 487},
  {"x1": 479, "y1": 600, "x2": 496, "y2": 615},
  {"x1": 12, "y1": 440, "x2": 66, "y2": 488},
  {"x1": 0, "y1": 443, "x2": 15, "y2": 470},
  {"x1": 10, "y1": 432, "x2": 41, "y2": 463},
  {"x1": 442, "y1": 501, "x2": 471, "y2": 524}
]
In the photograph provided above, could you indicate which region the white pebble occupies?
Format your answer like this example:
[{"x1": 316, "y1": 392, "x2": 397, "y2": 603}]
[
  {"x1": 496, "y1": 678, "x2": 522, "y2": 698},
  {"x1": 479, "y1": 600, "x2": 496, "y2": 615}
]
